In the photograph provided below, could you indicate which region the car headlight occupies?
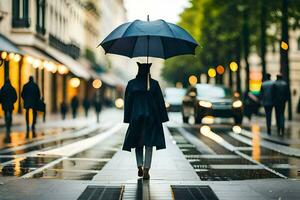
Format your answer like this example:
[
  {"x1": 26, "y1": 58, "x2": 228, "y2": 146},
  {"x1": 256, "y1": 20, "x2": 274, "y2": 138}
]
[
  {"x1": 199, "y1": 100, "x2": 212, "y2": 108},
  {"x1": 232, "y1": 100, "x2": 243, "y2": 108},
  {"x1": 165, "y1": 102, "x2": 170, "y2": 108}
]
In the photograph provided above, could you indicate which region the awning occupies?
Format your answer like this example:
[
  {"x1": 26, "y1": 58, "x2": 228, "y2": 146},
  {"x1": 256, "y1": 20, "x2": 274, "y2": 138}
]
[
  {"x1": 0, "y1": 33, "x2": 25, "y2": 55},
  {"x1": 45, "y1": 46, "x2": 91, "y2": 80},
  {"x1": 99, "y1": 72, "x2": 126, "y2": 87},
  {"x1": 20, "y1": 46, "x2": 57, "y2": 63}
]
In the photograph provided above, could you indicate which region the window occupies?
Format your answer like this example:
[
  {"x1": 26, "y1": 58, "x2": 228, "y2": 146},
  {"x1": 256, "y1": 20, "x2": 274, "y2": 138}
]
[
  {"x1": 12, "y1": 0, "x2": 30, "y2": 27},
  {"x1": 36, "y1": 0, "x2": 45, "y2": 34}
]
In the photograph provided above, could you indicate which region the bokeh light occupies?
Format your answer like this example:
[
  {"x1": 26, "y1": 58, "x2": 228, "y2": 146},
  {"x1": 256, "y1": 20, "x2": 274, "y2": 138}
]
[
  {"x1": 281, "y1": 41, "x2": 288, "y2": 50},
  {"x1": 216, "y1": 65, "x2": 225, "y2": 75},
  {"x1": 230, "y1": 61, "x2": 238, "y2": 72},
  {"x1": 208, "y1": 68, "x2": 216, "y2": 78},
  {"x1": 115, "y1": 98, "x2": 124, "y2": 109},
  {"x1": 188, "y1": 75, "x2": 197, "y2": 85},
  {"x1": 92, "y1": 79, "x2": 102, "y2": 89},
  {"x1": 69, "y1": 77, "x2": 80, "y2": 88}
]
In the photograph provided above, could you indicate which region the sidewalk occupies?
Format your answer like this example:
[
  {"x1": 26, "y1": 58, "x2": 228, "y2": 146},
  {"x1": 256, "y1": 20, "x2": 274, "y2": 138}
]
[{"x1": 0, "y1": 108, "x2": 112, "y2": 131}]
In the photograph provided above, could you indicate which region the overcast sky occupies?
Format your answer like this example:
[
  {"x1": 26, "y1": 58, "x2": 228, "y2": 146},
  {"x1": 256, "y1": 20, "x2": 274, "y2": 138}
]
[{"x1": 124, "y1": 0, "x2": 190, "y2": 23}]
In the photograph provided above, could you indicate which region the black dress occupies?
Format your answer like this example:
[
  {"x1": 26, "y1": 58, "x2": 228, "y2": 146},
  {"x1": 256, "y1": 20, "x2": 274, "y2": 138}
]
[{"x1": 122, "y1": 63, "x2": 169, "y2": 152}]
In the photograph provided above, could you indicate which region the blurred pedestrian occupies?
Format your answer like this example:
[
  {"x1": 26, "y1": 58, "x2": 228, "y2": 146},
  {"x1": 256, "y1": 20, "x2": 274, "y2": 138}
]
[
  {"x1": 82, "y1": 97, "x2": 90, "y2": 117},
  {"x1": 93, "y1": 90, "x2": 102, "y2": 123},
  {"x1": 122, "y1": 63, "x2": 169, "y2": 179},
  {"x1": 259, "y1": 73, "x2": 274, "y2": 135},
  {"x1": 0, "y1": 79, "x2": 17, "y2": 142},
  {"x1": 60, "y1": 101, "x2": 68, "y2": 120},
  {"x1": 21, "y1": 76, "x2": 41, "y2": 135},
  {"x1": 273, "y1": 74, "x2": 289, "y2": 136},
  {"x1": 71, "y1": 96, "x2": 79, "y2": 119},
  {"x1": 243, "y1": 92, "x2": 259, "y2": 121}
]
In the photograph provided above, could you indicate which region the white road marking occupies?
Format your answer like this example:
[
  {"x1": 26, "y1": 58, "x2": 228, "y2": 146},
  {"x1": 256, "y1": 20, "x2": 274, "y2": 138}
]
[
  {"x1": 198, "y1": 128, "x2": 288, "y2": 179},
  {"x1": 21, "y1": 123, "x2": 124, "y2": 178}
]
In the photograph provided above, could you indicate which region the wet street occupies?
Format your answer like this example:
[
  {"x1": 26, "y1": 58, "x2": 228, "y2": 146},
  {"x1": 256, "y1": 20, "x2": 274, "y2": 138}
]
[
  {"x1": 0, "y1": 109, "x2": 124, "y2": 181},
  {"x1": 1, "y1": 110, "x2": 300, "y2": 200},
  {"x1": 0, "y1": 110, "x2": 299, "y2": 183},
  {"x1": 167, "y1": 112, "x2": 300, "y2": 181}
]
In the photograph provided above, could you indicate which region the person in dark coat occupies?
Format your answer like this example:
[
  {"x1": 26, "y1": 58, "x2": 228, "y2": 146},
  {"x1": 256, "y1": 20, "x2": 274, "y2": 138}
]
[
  {"x1": 0, "y1": 79, "x2": 17, "y2": 142},
  {"x1": 273, "y1": 74, "x2": 289, "y2": 136},
  {"x1": 82, "y1": 97, "x2": 90, "y2": 117},
  {"x1": 93, "y1": 90, "x2": 102, "y2": 123},
  {"x1": 71, "y1": 96, "x2": 79, "y2": 119},
  {"x1": 60, "y1": 101, "x2": 68, "y2": 120},
  {"x1": 21, "y1": 76, "x2": 41, "y2": 134},
  {"x1": 123, "y1": 62, "x2": 169, "y2": 179},
  {"x1": 259, "y1": 73, "x2": 274, "y2": 135}
]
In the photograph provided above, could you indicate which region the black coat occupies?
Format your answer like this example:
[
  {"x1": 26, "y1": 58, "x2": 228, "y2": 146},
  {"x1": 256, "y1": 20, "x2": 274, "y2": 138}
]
[
  {"x1": 0, "y1": 83, "x2": 17, "y2": 111},
  {"x1": 93, "y1": 92, "x2": 102, "y2": 112},
  {"x1": 273, "y1": 80, "x2": 289, "y2": 106},
  {"x1": 21, "y1": 81, "x2": 41, "y2": 109},
  {"x1": 122, "y1": 76, "x2": 169, "y2": 152},
  {"x1": 71, "y1": 96, "x2": 79, "y2": 110}
]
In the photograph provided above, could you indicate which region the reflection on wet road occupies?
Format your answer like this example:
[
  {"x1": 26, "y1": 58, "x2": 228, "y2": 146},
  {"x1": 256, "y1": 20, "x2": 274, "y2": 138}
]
[
  {"x1": 0, "y1": 118, "x2": 124, "y2": 180},
  {"x1": 168, "y1": 113, "x2": 300, "y2": 181}
]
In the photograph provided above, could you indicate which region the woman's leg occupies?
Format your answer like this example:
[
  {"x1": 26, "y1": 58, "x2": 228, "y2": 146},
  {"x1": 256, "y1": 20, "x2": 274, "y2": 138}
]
[
  {"x1": 135, "y1": 147, "x2": 144, "y2": 177},
  {"x1": 144, "y1": 146, "x2": 153, "y2": 169},
  {"x1": 143, "y1": 146, "x2": 153, "y2": 179},
  {"x1": 135, "y1": 147, "x2": 144, "y2": 167}
]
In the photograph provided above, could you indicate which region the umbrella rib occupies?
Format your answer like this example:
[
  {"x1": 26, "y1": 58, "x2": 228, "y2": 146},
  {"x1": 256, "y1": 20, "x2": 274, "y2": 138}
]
[
  {"x1": 121, "y1": 20, "x2": 137, "y2": 38},
  {"x1": 160, "y1": 20, "x2": 176, "y2": 38},
  {"x1": 105, "y1": 21, "x2": 137, "y2": 57},
  {"x1": 129, "y1": 36, "x2": 139, "y2": 58},
  {"x1": 160, "y1": 37, "x2": 167, "y2": 59}
]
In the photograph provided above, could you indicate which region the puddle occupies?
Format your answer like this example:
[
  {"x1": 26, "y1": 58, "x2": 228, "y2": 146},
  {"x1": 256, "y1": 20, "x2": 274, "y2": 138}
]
[
  {"x1": 0, "y1": 128, "x2": 74, "y2": 150},
  {"x1": 197, "y1": 169, "x2": 280, "y2": 181},
  {"x1": 189, "y1": 158, "x2": 253, "y2": 165},
  {"x1": 0, "y1": 129, "x2": 100, "y2": 155},
  {"x1": 33, "y1": 169, "x2": 97, "y2": 180},
  {"x1": 0, "y1": 156, "x2": 59, "y2": 177},
  {"x1": 51, "y1": 159, "x2": 107, "y2": 171}
]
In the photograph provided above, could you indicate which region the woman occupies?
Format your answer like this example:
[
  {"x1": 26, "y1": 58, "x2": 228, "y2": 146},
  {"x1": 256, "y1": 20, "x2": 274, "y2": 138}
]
[{"x1": 123, "y1": 62, "x2": 169, "y2": 179}]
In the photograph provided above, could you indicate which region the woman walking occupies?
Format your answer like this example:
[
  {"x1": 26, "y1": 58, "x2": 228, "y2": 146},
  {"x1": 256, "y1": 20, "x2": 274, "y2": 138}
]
[{"x1": 122, "y1": 62, "x2": 169, "y2": 179}]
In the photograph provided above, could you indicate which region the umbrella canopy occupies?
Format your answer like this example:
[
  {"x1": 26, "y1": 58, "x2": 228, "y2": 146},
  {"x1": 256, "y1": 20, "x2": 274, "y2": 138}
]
[{"x1": 99, "y1": 19, "x2": 198, "y2": 59}]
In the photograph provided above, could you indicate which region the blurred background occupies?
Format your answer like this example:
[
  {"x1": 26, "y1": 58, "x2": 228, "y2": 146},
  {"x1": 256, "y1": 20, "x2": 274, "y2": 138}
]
[{"x1": 0, "y1": 0, "x2": 299, "y2": 120}]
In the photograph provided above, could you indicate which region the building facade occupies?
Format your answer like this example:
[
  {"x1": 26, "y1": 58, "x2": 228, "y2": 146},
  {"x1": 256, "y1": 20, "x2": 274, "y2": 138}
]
[{"x1": 0, "y1": 0, "x2": 128, "y2": 118}]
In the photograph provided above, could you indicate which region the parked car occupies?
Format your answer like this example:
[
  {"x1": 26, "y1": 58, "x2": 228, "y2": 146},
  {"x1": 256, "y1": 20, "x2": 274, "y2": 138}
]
[
  {"x1": 164, "y1": 87, "x2": 186, "y2": 112},
  {"x1": 182, "y1": 84, "x2": 243, "y2": 124}
]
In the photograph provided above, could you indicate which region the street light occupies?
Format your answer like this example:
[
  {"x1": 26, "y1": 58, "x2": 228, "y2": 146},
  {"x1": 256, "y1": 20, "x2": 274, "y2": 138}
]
[
  {"x1": 58, "y1": 65, "x2": 68, "y2": 74},
  {"x1": 13, "y1": 54, "x2": 21, "y2": 62},
  {"x1": 92, "y1": 79, "x2": 102, "y2": 89},
  {"x1": 230, "y1": 61, "x2": 238, "y2": 72},
  {"x1": 115, "y1": 98, "x2": 124, "y2": 109},
  {"x1": 208, "y1": 68, "x2": 216, "y2": 78},
  {"x1": 188, "y1": 75, "x2": 197, "y2": 85},
  {"x1": 281, "y1": 41, "x2": 288, "y2": 50},
  {"x1": 1, "y1": 51, "x2": 7, "y2": 60},
  {"x1": 216, "y1": 65, "x2": 225, "y2": 75},
  {"x1": 69, "y1": 77, "x2": 80, "y2": 88}
]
